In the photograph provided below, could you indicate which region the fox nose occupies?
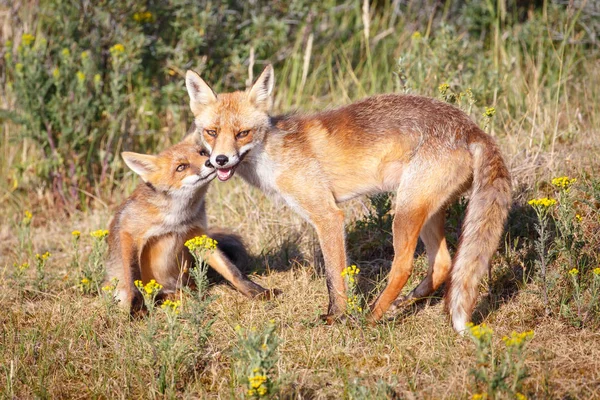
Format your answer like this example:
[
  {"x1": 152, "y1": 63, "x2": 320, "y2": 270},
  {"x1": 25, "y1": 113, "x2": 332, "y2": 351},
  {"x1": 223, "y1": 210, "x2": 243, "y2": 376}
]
[
  {"x1": 215, "y1": 155, "x2": 229, "y2": 166},
  {"x1": 205, "y1": 159, "x2": 213, "y2": 168}
]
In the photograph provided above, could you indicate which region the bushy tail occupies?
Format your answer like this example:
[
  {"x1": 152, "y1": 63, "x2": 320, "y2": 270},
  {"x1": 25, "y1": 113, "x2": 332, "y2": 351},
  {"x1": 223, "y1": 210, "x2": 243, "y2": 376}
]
[
  {"x1": 206, "y1": 230, "x2": 251, "y2": 282},
  {"x1": 446, "y1": 130, "x2": 511, "y2": 333}
]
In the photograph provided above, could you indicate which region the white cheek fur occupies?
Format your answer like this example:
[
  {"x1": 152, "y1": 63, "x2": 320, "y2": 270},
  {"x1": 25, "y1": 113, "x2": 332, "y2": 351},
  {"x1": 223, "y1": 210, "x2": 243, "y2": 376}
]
[{"x1": 181, "y1": 174, "x2": 199, "y2": 186}]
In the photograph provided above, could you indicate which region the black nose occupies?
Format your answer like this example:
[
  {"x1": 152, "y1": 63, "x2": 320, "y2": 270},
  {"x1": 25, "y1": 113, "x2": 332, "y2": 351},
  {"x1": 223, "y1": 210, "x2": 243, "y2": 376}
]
[
  {"x1": 204, "y1": 159, "x2": 213, "y2": 168},
  {"x1": 215, "y1": 155, "x2": 229, "y2": 166}
]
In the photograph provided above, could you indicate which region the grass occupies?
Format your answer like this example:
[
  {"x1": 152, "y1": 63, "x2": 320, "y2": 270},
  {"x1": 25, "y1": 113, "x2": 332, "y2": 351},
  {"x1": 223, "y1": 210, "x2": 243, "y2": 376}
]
[{"x1": 2, "y1": 0, "x2": 600, "y2": 398}]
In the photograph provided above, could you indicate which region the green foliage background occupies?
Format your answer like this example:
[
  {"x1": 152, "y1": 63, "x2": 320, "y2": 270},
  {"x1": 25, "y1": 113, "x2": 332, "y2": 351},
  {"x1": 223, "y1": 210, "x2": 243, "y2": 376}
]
[{"x1": 1, "y1": 0, "x2": 598, "y2": 208}]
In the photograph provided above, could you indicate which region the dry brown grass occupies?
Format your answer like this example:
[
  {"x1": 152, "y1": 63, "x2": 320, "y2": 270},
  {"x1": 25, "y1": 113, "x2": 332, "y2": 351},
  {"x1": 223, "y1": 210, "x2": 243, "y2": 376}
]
[{"x1": 2, "y1": 170, "x2": 600, "y2": 398}]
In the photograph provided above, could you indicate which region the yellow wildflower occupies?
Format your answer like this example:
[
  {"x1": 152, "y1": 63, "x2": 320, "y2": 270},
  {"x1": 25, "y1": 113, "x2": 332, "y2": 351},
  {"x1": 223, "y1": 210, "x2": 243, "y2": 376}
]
[
  {"x1": 593, "y1": 268, "x2": 600, "y2": 276},
  {"x1": 256, "y1": 386, "x2": 267, "y2": 396},
  {"x1": 102, "y1": 284, "x2": 115, "y2": 292},
  {"x1": 52, "y1": 67, "x2": 60, "y2": 79},
  {"x1": 483, "y1": 107, "x2": 496, "y2": 118},
  {"x1": 160, "y1": 299, "x2": 181, "y2": 314},
  {"x1": 472, "y1": 394, "x2": 487, "y2": 400},
  {"x1": 411, "y1": 31, "x2": 422, "y2": 40},
  {"x1": 133, "y1": 11, "x2": 154, "y2": 23},
  {"x1": 93, "y1": 74, "x2": 101, "y2": 84},
  {"x1": 72, "y1": 230, "x2": 81, "y2": 238},
  {"x1": 137, "y1": 279, "x2": 163, "y2": 295},
  {"x1": 14, "y1": 262, "x2": 30, "y2": 271},
  {"x1": 90, "y1": 229, "x2": 109, "y2": 239},
  {"x1": 185, "y1": 235, "x2": 218, "y2": 252},
  {"x1": 575, "y1": 214, "x2": 582, "y2": 223},
  {"x1": 528, "y1": 198, "x2": 556, "y2": 209},
  {"x1": 341, "y1": 265, "x2": 360, "y2": 278},
  {"x1": 15, "y1": 63, "x2": 23, "y2": 73},
  {"x1": 109, "y1": 43, "x2": 125, "y2": 55},
  {"x1": 21, "y1": 33, "x2": 35, "y2": 46},
  {"x1": 516, "y1": 393, "x2": 527, "y2": 400},
  {"x1": 81, "y1": 50, "x2": 89, "y2": 60},
  {"x1": 438, "y1": 83, "x2": 450, "y2": 96},
  {"x1": 551, "y1": 176, "x2": 577, "y2": 191},
  {"x1": 502, "y1": 330, "x2": 534, "y2": 347},
  {"x1": 81, "y1": 277, "x2": 90, "y2": 284},
  {"x1": 23, "y1": 210, "x2": 33, "y2": 225},
  {"x1": 76, "y1": 71, "x2": 85, "y2": 83},
  {"x1": 35, "y1": 251, "x2": 51, "y2": 261},
  {"x1": 466, "y1": 322, "x2": 493, "y2": 340},
  {"x1": 61, "y1": 48, "x2": 70, "y2": 57},
  {"x1": 568, "y1": 268, "x2": 578, "y2": 277}
]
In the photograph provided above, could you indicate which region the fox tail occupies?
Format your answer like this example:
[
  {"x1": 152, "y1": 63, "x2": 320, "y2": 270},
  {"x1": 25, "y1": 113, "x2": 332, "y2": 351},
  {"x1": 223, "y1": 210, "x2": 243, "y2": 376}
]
[{"x1": 446, "y1": 129, "x2": 511, "y2": 332}]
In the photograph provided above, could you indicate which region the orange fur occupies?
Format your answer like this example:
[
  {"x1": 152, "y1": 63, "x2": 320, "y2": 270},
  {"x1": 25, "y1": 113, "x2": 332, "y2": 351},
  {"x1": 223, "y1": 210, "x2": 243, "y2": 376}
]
[
  {"x1": 184, "y1": 66, "x2": 511, "y2": 331},
  {"x1": 105, "y1": 141, "x2": 273, "y2": 311}
]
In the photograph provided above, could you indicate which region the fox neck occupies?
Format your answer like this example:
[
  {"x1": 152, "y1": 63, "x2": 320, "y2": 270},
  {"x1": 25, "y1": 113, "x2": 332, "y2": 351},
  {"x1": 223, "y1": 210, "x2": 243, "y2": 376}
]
[{"x1": 149, "y1": 183, "x2": 209, "y2": 228}]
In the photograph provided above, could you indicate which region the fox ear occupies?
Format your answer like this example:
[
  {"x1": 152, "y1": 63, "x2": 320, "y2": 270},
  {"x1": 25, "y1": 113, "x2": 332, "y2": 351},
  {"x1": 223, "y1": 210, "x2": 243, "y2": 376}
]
[
  {"x1": 248, "y1": 64, "x2": 275, "y2": 112},
  {"x1": 186, "y1": 70, "x2": 217, "y2": 115},
  {"x1": 122, "y1": 152, "x2": 158, "y2": 181}
]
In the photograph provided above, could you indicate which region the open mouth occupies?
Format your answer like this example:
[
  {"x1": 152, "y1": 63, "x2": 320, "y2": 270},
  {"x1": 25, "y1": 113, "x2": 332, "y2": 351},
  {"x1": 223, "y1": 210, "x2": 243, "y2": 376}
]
[{"x1": 216, "y1": 165, "x2": 237, "y2": 182}]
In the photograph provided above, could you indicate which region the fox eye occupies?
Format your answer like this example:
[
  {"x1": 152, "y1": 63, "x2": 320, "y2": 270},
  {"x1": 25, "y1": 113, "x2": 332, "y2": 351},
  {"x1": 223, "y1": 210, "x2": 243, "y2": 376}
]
[
  {"x1": 176, "y1": 164, "x2": 188, "y2": 172},
  {"x1": 205, "y1": 129, "x2": 217, "y2": 137},
  {"x1": 236, "y1": 130, "x2": 250, "y2": 139},
  {"x1": 199, "y1": 149, "x2": 209, "y2": 157}
]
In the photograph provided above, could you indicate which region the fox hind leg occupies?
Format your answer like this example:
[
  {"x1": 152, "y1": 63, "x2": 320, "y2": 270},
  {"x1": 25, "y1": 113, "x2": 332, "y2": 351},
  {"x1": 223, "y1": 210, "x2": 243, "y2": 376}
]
[{"x1": 389, "y1": 209, "x2": 451, "y2": 311}]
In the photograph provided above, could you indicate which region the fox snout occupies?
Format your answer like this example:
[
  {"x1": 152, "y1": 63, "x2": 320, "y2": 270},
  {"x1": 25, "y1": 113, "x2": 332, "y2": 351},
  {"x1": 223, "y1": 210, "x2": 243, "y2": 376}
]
[{"x1": 215, "y1": 154, "x2": 229, "y2": 166}]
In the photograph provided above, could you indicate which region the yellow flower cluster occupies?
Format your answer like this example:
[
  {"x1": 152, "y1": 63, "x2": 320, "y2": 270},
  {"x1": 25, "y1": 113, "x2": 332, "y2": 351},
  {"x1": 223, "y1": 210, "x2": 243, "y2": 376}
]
[
  {"x1": 185, "y1": 235, "x2": 218, "y2": 252},
  {"x1": 61, "y1": 48, "x2": 70, "y2": 57},
  {"x1": 483, "y1": 107, "x2": 496, "y2": 118},
  {"x1": 466, "y1": 322, "x2": 493, "y2": 340},
  {"x1": 411, "y1": 31, "x2": 422, "y2": 40},
  {"x1": 93, "y1": 74, "x2": 102, "y2": 84},
  {"x1": 347, "y1": 294, "x2": 363, "y2": 313},
  {"x1": 22, "y1": 33, "x2": 35, "y2": 46},
  {"x1": 516, "y1": 393, "x2": 527, "y2": 400},
  {"x1": 133, "y1": 11, "x2": 154, "y2": 23},
  {"x1": 81, "y1": 50, "x2": 89, "y2": 60},
  {"x1": 568, "y1": 268, "x2": 578, "y2": 277},
  {"x1": 36, "y1": 251, "x2": 51, "y2": 261},
  {"x1": 109, "y1": 43, "x2": 125, "y2": 55},
  {"x1": 575, "y1": 214, "x2": 582, "y2": 223},
  {"x1": 247, "y1": 371, "x2": 268, "y2": 397},
  {"x1": 471, "y1": 394, "x2": 487, "y2": 400},
  {"x1": 102, "y1": 283, "x2": 115, "y2": 292},
  {"x1": 14, "y1": 262, "x2": 30, "y2": 271},
  {"x1": 90, "y1": 229, "x2": 109, "y2": 239},
  {"x1": 502, "y1": 330, "x2": 534, "y2": 347},
  {"x1": 438, "y1": 83, "x2": 450, "y2": 96},
  {"x1": 23, "y1": 210, "x2": 33, "y2": 225},
  {"x1": 72, "y1": 230, "x2": 81, "y2": 238},
  {"x1": 161, "y1": 299, "x2": 181, "y2": 314},
  {"x1": 527, "y1": 198, "x2": 556, "y2": 208},
  {"x1": 76, "y1": 71, "x2": 86, "y2": 83},
  {"x1": 341, "y1": 265, "x2": 360, "y2": 282},
  {"x1": 551, "y1": 176, "x2": 576, "y2": 191},
  {"x1": 593, "y1": 268, "x2": 600, "y2": 276},
  {"x1": 135, "y1": 279, "x2": 163, "y2": 295},
  {"x1": 81, "y1": 277, "x2": 90, "y2": 285}
]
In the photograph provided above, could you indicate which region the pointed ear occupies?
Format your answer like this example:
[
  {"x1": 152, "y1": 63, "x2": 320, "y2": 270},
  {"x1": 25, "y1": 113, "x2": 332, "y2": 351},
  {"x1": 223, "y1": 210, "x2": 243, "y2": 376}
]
[
  {"x1": 186, "y1": 70, "x2": 217, "y2": 115},
  {"x1": 122, "y1": 152, "x2": 158, "y2": 181},
  {"x1": 248, "y1": 64, "x2": 275, "y2": 111}
]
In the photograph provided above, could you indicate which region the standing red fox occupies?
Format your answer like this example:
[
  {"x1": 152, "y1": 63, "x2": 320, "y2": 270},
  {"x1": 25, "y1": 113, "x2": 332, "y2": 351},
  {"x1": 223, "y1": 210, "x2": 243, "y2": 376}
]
[
  {"x1": 105, "y1": 140, "x2": 274, "y2": 311},
  {"x1": 184, "y1": 65, "x2": 511, "y2": 332}
]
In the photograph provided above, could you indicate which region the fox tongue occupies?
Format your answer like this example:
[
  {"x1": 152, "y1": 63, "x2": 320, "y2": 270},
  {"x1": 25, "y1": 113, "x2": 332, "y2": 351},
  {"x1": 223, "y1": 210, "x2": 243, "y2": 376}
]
[{"x1": 217, "y1": 168, "x2": 233, "y2": 181}]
